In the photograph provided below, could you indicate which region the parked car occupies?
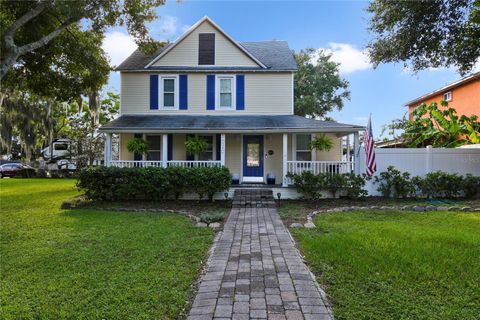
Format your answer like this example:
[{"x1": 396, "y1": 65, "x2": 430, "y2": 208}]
[
  {"x1": 57, "y1": 159, "x2": 77, "y2": 172},
  {"x1": 0, "y1": 163, "x2": 36, "y2": 178}
]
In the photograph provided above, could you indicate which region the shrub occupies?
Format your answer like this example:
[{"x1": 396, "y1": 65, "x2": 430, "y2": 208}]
[
  {"x1": 343, "y1": 173, "x2": 368, "y2": 199},
  {"x1": 193, "y1": 166, "x2": 231, "y2": 201},
  {"x1": 373, "y1": 166, "x2": 415, "y2": 198},
  {"x1": 200, "y1": 211, "x2": 226, "y2": 224},
  {"x1": 463, "y1": 174, "x2": 480, "y2": 198},
  {"x1": 413, "y1": 171, "x2": 464, "y2": 198},
  {"x1": 287, "y1": 171, "x2": 325, "y2": 200},
  {"x1": 323, "y1": 173, "x2": 345, "y2": 198},
  {"x1": 77, "y1": 166, "x2": 231, "y2": 201},
  {"x1": 288, "y1": 171, "x2": 368, "y2": 199}
]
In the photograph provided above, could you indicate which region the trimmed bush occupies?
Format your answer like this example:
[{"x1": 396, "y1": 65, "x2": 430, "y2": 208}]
[
  {"x1": 77, "y1": 166, "x2": 231, "y2": 201},
  {"x1": 200, "y1": 211, "x2": 226, "y2": 224},
  {"x1": 288, "y1": 171, "x2": 367, "y2": 199},
  {"x1": 373, "y1": 166, "x2": 415, "y2": 198},
  {"x1": 413, "y1": 171, "x2": 471, "y2": 199}
]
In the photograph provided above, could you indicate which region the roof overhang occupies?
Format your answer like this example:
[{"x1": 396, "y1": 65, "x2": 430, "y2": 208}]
[
  {"x1": 404, "y1": 71, "x2": 480, "y2": 107},
  {"x1": 99, "y1": 115, "x2": 364, "y2": 135}
]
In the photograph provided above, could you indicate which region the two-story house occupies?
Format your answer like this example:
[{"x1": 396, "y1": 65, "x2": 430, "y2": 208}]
[
  {"x1": 405, "y1": 71, "x2": 480, "y2": 119},
  {"x1": 100, "y1": 16, "x2": 363, "y2": 188}
]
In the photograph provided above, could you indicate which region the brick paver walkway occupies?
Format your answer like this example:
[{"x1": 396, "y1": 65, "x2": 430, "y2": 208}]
[{"x1": 188, "y1": 197, "x2": 333, "y2": 320}]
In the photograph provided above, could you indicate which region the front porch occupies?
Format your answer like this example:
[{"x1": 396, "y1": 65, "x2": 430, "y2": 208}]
[{"x1": 104, "y1": 131, "x2": 360, "y2": 187}]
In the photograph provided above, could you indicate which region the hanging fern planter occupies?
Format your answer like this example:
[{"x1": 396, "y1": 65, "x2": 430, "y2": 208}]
[
  {"x1": 126, "y1": 138, "x2": 149, "y2": 155},
  {"x1": 185, "y1": 136, "x2": 208, "y2": 156},
  {"x1": 310, "y1": 134, "x2": 334, "y2": 152}
]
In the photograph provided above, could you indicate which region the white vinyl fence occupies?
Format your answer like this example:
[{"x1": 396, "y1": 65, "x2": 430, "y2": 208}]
[{"x1": 359, "y1": 146, "x2": 480, "y2": 196}]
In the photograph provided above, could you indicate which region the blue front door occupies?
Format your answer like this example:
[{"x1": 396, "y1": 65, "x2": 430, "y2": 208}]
[{"x1": 243, "y1": 135, "x2": 264, "y2": 179}]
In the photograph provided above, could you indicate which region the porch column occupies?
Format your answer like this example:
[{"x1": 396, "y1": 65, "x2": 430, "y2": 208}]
[
  {"x1": 282, "y1": 133, "x2": 288, "y2": 187},
  {"x1": 353, "y1": 132, "x2": 360, "y2": 174},
  {"x1": 162, "y1": 134, "x2": 168, "y2": 168},
  {"x1": 220, "y1": 133, "x2": 226, "y2": 166},
  {"x1": 346, "y1": 134, "x2": 350, "y2": 162},
  {"x1": 104, "y1": 133, "x2": 112, "y2": 167}
]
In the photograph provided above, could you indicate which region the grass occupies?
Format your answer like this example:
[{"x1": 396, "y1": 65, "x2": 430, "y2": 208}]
[
  {"x1": 0, "y1": 179, "x2": 215, "y2": 319},
  {"x1": 290, "y1": 210, "x2": 480, "y2": 320}
]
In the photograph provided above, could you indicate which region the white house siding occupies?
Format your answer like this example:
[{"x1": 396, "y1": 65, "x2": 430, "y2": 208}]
[
  {"x1": 152, "y1": 21, "x2": 259, "y2": 67},
  {"x1": 120, "y1": 72, "x2": 293, "y2": 115}
]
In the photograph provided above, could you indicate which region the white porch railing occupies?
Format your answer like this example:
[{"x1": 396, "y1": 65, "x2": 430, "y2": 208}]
[
  {"x1": 167, "y1": 160, "x2": 222, "y2": 168},
  {"x1": 109, "y1": 160, "x2": 221, "y2": 168},
  {"x1": 287, "y1": 161, "x2": 354, "y2": 176}
]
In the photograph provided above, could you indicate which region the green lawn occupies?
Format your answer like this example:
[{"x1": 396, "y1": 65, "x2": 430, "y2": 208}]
[
  {"x1": 0, "y1": 179, "x2": 214, "y2": 319},
  {"x1": 291, "y1": 210, "x2": 480, "y2": 320}
]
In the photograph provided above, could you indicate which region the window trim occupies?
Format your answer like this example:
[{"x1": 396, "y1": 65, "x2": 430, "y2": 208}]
[
  {"x1": 295, "y1": 134, "x2": 312, "y2": 161},
  {"x1": 443, "y1": 91, "x2": 452, "y2": 102},
  {"x1": 194, "y1": 134, "x2": 216, "y2": 161},
  {"x1": 145, "y1": 134, "x2": 162, "y2": 161},
  {"x1": 159, "y1": 75, "x2": 179, "y2": 109},
  {"x1": 215, "y1": 75, "x2": 236, "y2": 110}
]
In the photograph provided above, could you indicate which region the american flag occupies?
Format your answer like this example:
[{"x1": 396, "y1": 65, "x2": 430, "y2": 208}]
[{"x1": 364, "y1": 116, "x2": 377, "y2": 176}]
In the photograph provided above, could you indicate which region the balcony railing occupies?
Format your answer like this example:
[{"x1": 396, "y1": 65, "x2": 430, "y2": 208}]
[
  {"x1": 109, "y1": 160, "x2": 221, "y2": 168},
  {"x1": 287, "y1": 161, "x2": 354, "y2": 176}
]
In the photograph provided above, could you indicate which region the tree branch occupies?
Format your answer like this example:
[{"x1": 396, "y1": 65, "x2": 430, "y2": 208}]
[
  {"x1": 17, "y1": 17, "x2": 78, "y2": 56},
  {"x1": 3, "y1": 1, "x2": 52, "y2": 39}
]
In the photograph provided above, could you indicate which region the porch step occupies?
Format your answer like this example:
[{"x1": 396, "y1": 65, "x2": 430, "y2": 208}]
[{"x1": 232, "y1": 189, "x2": 276, "y2": 208}]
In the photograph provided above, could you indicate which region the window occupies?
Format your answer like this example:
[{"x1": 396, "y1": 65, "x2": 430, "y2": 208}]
[
  {"x1": 296, "y1": 134, "x2": 312, "y2": 161},
  {"x1": 198, "y1": 33, "x2": 215, "y2": 65},
  {"x1": 216, "y1": 75, "x2": 235, "y2": 109},
  {"x1": 443, "y1": 91, "x2": 452, "y2": 102},
  {"x1": 54, "y1": 143, "x2": 68, "y2": 151},
  {"x1": 146, "y1": 135, "x2": 161, "y2": 160},
  {"x1": 197, "y1": 135, "x2": 214, "y2": 161},
  {"x1": 160, "y1": 76, "x2": 178, "y2": 108}
]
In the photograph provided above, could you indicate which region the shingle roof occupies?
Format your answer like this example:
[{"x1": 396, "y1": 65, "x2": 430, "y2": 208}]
[
  {"x1": 99, "y1": 115, "x2": 363, "y2": 133},
  {"x1": 116, "y1": 41, "x2": 297, "y2": 71}
]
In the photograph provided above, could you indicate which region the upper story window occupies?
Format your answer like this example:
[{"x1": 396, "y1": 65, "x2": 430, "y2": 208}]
[
  {"x1": 216, "y1": 75, "x2": 236, "y2": 109},
  {"x1": 160, "y1": 75, "x2": 179, "y2": 109},
  {"x1": 296, "y1": 134, "x2": 312, "y2": 161},
  {"x1": 443, "y1": 91, "x2": 452, "y2": 102},
  {"x1": 198, "y1": 33, "x2": 215, "y2": 65}
]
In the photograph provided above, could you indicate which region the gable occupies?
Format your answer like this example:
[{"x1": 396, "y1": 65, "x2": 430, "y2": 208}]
[{"x1": 151, "y1": 20, "x2": 261, "y2": 68}]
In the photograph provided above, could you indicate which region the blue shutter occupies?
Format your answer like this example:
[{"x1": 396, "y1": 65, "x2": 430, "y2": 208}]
[
  {"x1": 150, "y1": 75, "x2": 158, "y2": 110},
  {"x1": 168, "y1": 134, "x2": 173, "y2": 161},
  {"x1": 206, "y1": 75, "x2": 215, "y2": 110},
  {"x1": 236, "y1": 74, "x2": 245, "y2": 110},
  {"x1": 216, "y1": 134, "x2": 221, "y2": 161},
  {"x1": 179, "y1": 75, "x2": 188, "y2": 110}
]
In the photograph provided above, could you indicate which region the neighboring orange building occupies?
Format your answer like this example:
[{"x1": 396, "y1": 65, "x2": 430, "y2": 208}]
[{"x1": 405, "y1": 72, "x2": 480, "y2": 119}]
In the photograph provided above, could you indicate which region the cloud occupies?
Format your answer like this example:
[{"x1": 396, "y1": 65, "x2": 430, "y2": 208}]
[
  {"x1": 314, "y1": 43, "x2": 372, "y2": 74},
  {"x1": 102, "y1": 31, "x2": 137, "y2": 67}
]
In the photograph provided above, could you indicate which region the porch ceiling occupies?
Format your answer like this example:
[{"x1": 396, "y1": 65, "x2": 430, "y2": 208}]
[{"x1": 99, "y1": 115, "x2": 364, "y2": 134}]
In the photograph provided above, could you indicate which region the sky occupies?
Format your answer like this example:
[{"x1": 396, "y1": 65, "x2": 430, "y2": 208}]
[{"x1": 101, "y1": 0, "x2": 478, "y2": 139}]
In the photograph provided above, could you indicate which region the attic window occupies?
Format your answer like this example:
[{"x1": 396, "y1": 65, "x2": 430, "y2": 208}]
[
  {"x1": 443, "y1": 91, "x2": 452, "y2": 102},
  {"x1": 199, "y1": 33, "x2": 215, "y2": 65}
]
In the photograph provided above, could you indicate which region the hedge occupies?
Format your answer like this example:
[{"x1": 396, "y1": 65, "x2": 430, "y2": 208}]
[
  {"x1": 77, "y1": 166, "x2": 231, "y2": 201},
  {"x1": 287, "y1": 171, "x2": 367, "y2": 200}
]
